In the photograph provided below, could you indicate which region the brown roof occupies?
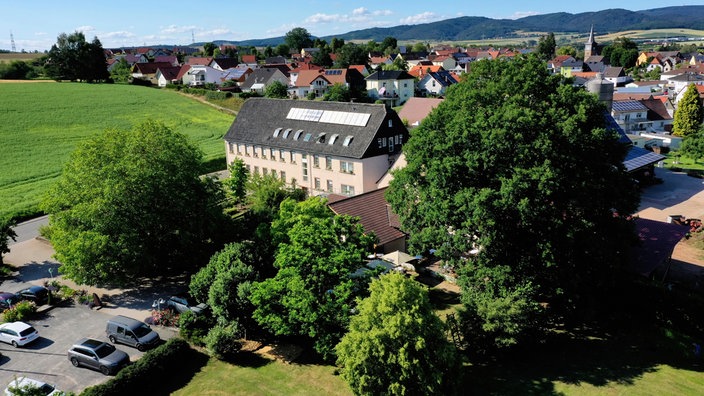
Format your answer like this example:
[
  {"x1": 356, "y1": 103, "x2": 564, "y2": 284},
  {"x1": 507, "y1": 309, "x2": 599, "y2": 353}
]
[
  {"x1": 187, "y1": 57, "x2": 212, "y2": 66},
  {"x1": 640, "y1": 97, "x2": 672, "y2": 121},
  {"x1": 397, "y1": 97, "x2": 444, "y2": 127},
  {"x1": 408, "y1": 64, "x2": 443, "y2": 78},
  {"x1": 156, "y1": 66, "x2": 181, "y2": 81},
  {"x1": 327, "y1": 187, "x2": 406, "y2": 246},
  {"x1": 132, "y1": 62, "x2": 174, "y2": 75},
  {"x1": 241, "y1": 54, "x2": 257, "y2": 64}
]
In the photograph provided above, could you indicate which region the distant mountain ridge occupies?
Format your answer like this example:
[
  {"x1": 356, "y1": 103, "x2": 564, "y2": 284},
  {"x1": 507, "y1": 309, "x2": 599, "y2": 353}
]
[{"x1": 221, "y1": 6, "x2": 704, "y2": 47}]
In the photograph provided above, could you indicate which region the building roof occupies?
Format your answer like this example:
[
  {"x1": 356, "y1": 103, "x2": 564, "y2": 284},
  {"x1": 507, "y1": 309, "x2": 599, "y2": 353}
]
[
  {"x1": 156, "y1": 66, "x2": 181, "y2": 81},
  {"x1": 397, "y1": 97, "x2": 444, "y2": 127},
  {"x1": 328, "y1": 187, "x2": 406, "y2": 246},
  {"x1": 425, "y1": 70, "x2": 458, "y2": 87},
  {"x1": 187, "y1": 57, "x2": 212, "y2": 66},
  {"x1": 365, "y1": 70, "x2": 415, "y2": 81},
  {"x1": 239, "y1": 68, "x2": 287, "y2": 90},
  {"x1": 223, "y1": 98, "x2": 407, "y2": 159},
  {"x1": 640, "y1": 98, "x2": 672, "y2": 121},
  {"x1": 211, "y1": 57, "x2": 239, "y2": 69},
  {"x1": 132, "y1": 62, "x2": 174, "y2": 75},
  {"x1": 612, "y1": 100, "x2": 649, "y2": 113}
]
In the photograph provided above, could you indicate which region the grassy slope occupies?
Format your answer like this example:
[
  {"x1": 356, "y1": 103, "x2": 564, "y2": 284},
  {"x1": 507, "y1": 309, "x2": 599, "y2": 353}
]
[{"x1": 0, "y1": 82, "x2": 234, "y2": 219}]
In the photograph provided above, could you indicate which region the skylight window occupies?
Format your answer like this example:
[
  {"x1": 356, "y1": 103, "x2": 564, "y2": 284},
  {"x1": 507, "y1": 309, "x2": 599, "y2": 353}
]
[
  {"x1": 273, "y1": 127, "x2": 282, "y2": 138},
  {"x1": 342, "y1": 135, "x2": 354, "y2": 147},
  {"x1": 303, "y1": 133, "x2": 313, "y2": 142},
  {"x1": 294, "y1": 130, "x2": 304, "y2": 140},
  {"x1": 282, "y1": 128, "x2": 292, "y2": 139},
  {"x1": 328, "y1": 134, "x2": 339, "y2": 145},
  {"x1": 317, "y1": 133, "x2": 326, "y2": 143}
]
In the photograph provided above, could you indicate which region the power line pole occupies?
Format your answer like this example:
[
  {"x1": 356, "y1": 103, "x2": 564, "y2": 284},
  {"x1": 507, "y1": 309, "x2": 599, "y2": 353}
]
[{"x1": 10, "y1": 31, "x2": 16, "y2": 52}]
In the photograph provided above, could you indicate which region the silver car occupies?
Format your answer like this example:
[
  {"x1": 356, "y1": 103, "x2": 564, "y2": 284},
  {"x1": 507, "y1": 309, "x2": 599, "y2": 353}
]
[{"x1": 67, "y1": 338, "x2": 130, "y2": 375}]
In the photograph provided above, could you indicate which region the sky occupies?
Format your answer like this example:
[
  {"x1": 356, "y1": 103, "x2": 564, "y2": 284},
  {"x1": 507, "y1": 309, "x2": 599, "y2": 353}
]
[{"x1": 1, "y1": 0, "x2": 694, "y2": 52}]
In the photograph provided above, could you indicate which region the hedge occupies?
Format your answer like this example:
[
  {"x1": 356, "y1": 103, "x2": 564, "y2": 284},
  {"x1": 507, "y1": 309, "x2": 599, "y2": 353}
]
[{"x1": 80, "y1": 338, "x2": 206, "y2": 396}]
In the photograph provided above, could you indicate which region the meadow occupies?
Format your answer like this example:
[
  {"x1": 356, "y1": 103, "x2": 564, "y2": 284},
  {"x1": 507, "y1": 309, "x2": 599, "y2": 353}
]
[{"x1": 0, "y1": 82, "x2": 234, "y2": 219}]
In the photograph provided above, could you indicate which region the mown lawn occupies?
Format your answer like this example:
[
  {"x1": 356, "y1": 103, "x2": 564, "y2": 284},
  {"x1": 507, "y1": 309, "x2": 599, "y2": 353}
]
[{"x1": 0, "y1": 82, "x2": 234, "y2": 219}]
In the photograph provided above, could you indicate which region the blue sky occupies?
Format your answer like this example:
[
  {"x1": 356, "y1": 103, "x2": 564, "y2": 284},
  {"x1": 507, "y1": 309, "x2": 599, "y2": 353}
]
[{"x1": 1, "y1": 1, "x2": 692, "y2": 52}]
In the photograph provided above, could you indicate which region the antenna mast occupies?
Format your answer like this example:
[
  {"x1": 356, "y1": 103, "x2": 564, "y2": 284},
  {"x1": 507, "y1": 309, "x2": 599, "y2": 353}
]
[
  {"x1": 10, "y1": 31, "x2": 16, "y2": 52},
  {"x1": 192, "y1": 30, "x2": 195, "y2": 44}
]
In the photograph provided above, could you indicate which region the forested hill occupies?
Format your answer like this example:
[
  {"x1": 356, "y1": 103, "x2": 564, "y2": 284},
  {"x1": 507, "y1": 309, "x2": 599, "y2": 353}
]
[{"x1": 230, "y1": 6, "x2": 704, "y2": 46}]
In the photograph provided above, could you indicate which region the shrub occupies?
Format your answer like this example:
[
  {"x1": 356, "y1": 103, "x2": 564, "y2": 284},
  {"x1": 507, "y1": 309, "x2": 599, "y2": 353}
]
[
  {"x1": 178, "y1": 310, "x2": 212, "y2": 346},
  {"x1": 81, "y1": 338, "x2": 203, "y2": 396},
  {"x1": 151, "y1": 309, "x2": 180, "y2": 327},
  {"x1": 239, "y1": 91, "x2": 261, "y2": 99},
  {"x1": 306, "y1": 92, "x2": 316, "y2": 100},
  {"x1": 205, "y1": 91, "x2": 230, "y2": 100},
  {"x1": 204, "y1": 322, "x2": 243, "y2": 360},
  {"x1": 3, "y1": 300, "x2": 37, "y2": 322}
]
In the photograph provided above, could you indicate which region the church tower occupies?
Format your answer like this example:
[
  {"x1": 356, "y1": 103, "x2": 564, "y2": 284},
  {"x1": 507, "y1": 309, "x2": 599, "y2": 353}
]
[{"x1": 584, "y1": 25, "x2": 598, "y2": 59}]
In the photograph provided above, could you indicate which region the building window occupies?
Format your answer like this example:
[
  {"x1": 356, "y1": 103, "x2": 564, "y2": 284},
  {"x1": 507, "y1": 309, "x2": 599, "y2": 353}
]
[
  {"x1": 313, "y1": 155, "x2": 320, "y2": 168},
  {"x1": 253, "y1": 146, "x2": 259, "y2": 158},
  {"x1": 314, "y1": 177, "x2": 321, "y2": 190},
  {"x1": 280, "y1": 150, "x2": 286, "y2": 162},
  {"x1": 245, "y1": 165, "x2": 251, "y2": 172},
  {"x1": 228, "y1": 142, "x2": 235, "y2": 154},
  {"x1": 327, "y1": 179, "x2": 333, "y2": 192},
  {"x1": 325, "y1": 156, "x2": 333, "y2": 170},
  {"x1": 244, "y1": 145, "x2": 251, "y2": 156},
  {"x1": 263, "y1": 168, "x2": 268, "y2": 176},
  {"x1": 389, "y1": 138, "x2": 395, "y2": 152},
  {"x1": 341, "y1": 184, "x2": 355, "y2": 195},
  {"x1": 290, "y1": 151, "x2": 296, "y2": 164},
  {"x1": 340, "y1": 161, "x2": 354, "y2": 174},
  {"x1": 270, "y1": 169, "x2": 277, "y2": 178},
  {"x1": 302, "y1": 156, "x2": 309, "y2": 182},
  {"x1": 270, "y1": 148, "x2": 276, "y2": 160},
  {"x1": 253, "y1": 166, "x2": 259, "y2": 175},
  {"x1": 237, "y1": 145, "x2": 242, "y2": 155},
  {"x1": 280, "y1": 171, "x2": 286, "y2": 182}
]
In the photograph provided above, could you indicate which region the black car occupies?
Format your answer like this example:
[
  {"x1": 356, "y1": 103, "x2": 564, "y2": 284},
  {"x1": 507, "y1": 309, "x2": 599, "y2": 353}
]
[{"x1": 17, "y1": 286, "x2": 50, "y2": 306}]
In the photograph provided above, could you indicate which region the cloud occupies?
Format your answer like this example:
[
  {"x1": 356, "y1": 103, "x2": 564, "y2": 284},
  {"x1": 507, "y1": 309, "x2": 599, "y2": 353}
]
[
  {"x1": 160, "y1": 25, "x2": 198, "y2": 34},
  {"x1": 508, "y1": 11, "x2": 540, "y2": 19},
  {"x1": 101, "y1": 31, "x2": 136, "y2": 39},
  {"x1": 303, "y1": 8, "x2": 394, "y2": 28},
  {"x1": 305, "y1": 13, "x2": 342, "y2": 24},
  {"x1": 198, "y1": 28, "x2": 232, "y2": 37},
  {"x1": 74, "y1": 25, "x2": 96, "y2": 33},
  {"x1": 399, "y1": 12, "x2": 442, "y2": 25}
]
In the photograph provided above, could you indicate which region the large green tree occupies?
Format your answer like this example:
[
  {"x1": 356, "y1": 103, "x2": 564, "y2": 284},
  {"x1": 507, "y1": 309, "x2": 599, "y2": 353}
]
[
  {"x1": 336, "y1": 272, "x2": 460, "y2": 395},
  {"x1": 386, "y1": 56, "x2": 640, "y2": 348},
  {"x1": 41, "y1": 120, "x2": 226, "y2": 285},
  {"x1": 536, "y1": 32, "x2": 556, "y2": 60},
  {"x1": 602, "y1": 37, "x2": 639, "y2": 68},
  {"x1": 249, "y1": 197, "x2": 375, "y2": 360},
  {"x1": 334, "y1": 43, "x2": 369, "y2": 69},
  {"x1": 322, "y1": 83, "x2": 351, "y2": 102},
  {"x1": 264, "y1": 80, "x2": 289, "y2": 99},
  {"x1": 673, "y1": 83, "x2": 704, "y2": 137},
  {"x1": 284, "y1": 27, "x2": 313, "y2": 53},
  {"x1": 0, "y1": 216, "x2": 17, "y2": 266},
  {"x1": 45, "y1": 31, "x2": 109, "y2": 82}
]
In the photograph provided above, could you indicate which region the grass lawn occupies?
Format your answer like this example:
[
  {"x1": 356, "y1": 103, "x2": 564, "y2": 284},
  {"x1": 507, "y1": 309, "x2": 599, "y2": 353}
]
[
  {"x1": 172, "y1": 354, "x2": 352, "y2": 396},
  {"x1": 0, "y1": 82, "x2": 234, "y2": 219}
]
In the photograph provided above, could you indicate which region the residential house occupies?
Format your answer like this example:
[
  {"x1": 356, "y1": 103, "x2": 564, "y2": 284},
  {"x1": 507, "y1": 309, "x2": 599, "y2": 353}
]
[
  {"x1": 154, "y1": 55, "x2": 179, "y2": 66},
  {"x1": 408, "y1": 64, "x2": 444, "y2": 79},
  {"x1": 417, "y1": 70, "x2": 458, "y2": 97},
  {"x1": 131, "y1": 62, "x2": 174, "y2": 84},
  {"x1": 239, "y1": 68, "x2": 289, "y2": 93},
  {"x1": 289, "y1": 69, "x2": 333, "y2": 98},
  {"x1": 155, "y1": 66, "x2": 182, "y2": 87},
  {"x1": 369, "y1": 54, "x2": 392, "y2": 70},
  {"x1": 186, "y1": 57, "x2": 212, "y2": 66},
  {"x1": 349, "y1": 64, "x2": 370, "y2": 77},
  {"x1": 183, "y1": 65, "x2": 225, "y2": 86},
  {"x1": 548, "y1": 55, "x2": 575, "y2": 73},
  {"x1": 265, "y1": 55, "x2": 288, "y2": 65},
  {"x1": 220, "y1": 67, "x2": 252, "y2": 85},
  {"x1": 223, "y1": 98, "x2": 410, "y2": 196},
  {"x1": 611, "y1": 100, "x2": 649, "y2": 133},
  {"x1": 365, "y1": 70, "x2": 415, "y2": 107},
  {"x1": 584, "y1": 55, "x2": 605, "y2": 73},
  {"x1": 428, "y1": 54, "x2": 456, "y2": 70},
  {"x1": 209, "y1": 57, "x2": 239, "y2": 71},
  {"x1": 289, "y1": 63, "x2": 324, "y2": 86},
  {"x1": 240, "y1": 54, "x2": 258, "y2": 68},
  {"x1": 397, "y1": 97, "x2": 444, "y2": 127},
  {"x1": 560, "y1": 59, "x2": 585, "y2": 77},
  {"x1": 603, "y1": 66, "x2": 629, "y2": 86},
  {"x1": 327, "y1": 187, "x2": 407, "y2": 254}
]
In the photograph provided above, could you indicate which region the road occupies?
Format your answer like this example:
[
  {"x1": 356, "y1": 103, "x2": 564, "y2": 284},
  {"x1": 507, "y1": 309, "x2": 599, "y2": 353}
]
[{"x1": 8, "y1": 216, "x2": 48, "y2": 246}]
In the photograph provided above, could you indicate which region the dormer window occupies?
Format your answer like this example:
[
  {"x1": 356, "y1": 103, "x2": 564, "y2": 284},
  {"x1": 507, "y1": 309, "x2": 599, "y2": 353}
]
[
  {"x1": 317, "y1": 133, "x2": 326, "y2": 143},
  {"x1": 273, "y1": 127, "x2": 282, "y2": 138},
  {"x1": 342, "y1": 135, "x2": 354, "y2": 147},
  {"x1": 303, "y1": 133, "x2": 313, "y2": 142},
  {"x1": 293, "y1": 130, "x2": 304, "y2": 140},
  {"x1": 328, "y1": 134, "x2": 339, "y2": 145},
  {"x1": 282, "y1": 128, "x2": 292, "y2": 138}
]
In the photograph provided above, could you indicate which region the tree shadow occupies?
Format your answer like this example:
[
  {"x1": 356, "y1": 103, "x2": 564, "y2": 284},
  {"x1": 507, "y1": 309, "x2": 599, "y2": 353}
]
[
  {"x1": 226, "y1": 351, "x2": 272, "y2": 368},
  {"x1": 428, "y1": 288, "x2": 461, "y2": 311}
]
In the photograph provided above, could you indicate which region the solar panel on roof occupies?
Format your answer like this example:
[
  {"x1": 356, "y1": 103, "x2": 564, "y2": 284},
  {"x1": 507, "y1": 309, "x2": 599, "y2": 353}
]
[{"x1": 612, "y1": 101, "x2": 648, "y2": 112}]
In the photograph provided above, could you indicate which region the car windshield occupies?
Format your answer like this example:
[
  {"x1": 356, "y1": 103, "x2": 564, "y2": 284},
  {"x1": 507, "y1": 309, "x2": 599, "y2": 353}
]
[
  {"x1": 19, "y1": 327, "x2": 36, "y2": 337},
  {"x1": 39, "y1": 383, "x2": 55, "y2": 393},
  {"x1": 94, "y1": 343, "x2": 115, "y2": 358},
  {"x1": 133, "y1": 324, "x2": 152, "y2": 337}
]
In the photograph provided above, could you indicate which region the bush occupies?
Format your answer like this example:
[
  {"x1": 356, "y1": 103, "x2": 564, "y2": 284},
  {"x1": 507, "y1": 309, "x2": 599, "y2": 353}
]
[
  {"x1": 239, "y1": 91, "x2": 261, "y2": 99},
  {"x1": 204, "y1": 322, "x2": 243, "y2": 360},
  {"x1": 3, "y1": 300, "x2": 37, "y2": 322},
  {"x1": 81, "y1": 338, "x2": 204, "y2": 396},
  {"x1": 205, "y1": 91, "x2": 230, "y2": 100},
  {"x1": 151, "y1": 309, "x2": 179, "y2": 327},
  {"x1": 178, "y1": 310, "x2": 212, "y2": 346},
  {"x1": 306, "y1": 92, "x2": 316, "y2": 100}
]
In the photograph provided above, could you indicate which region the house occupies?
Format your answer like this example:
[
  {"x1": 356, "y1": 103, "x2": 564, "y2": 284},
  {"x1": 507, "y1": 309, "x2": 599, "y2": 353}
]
[
  {"x1": 289, "y1": 69, "x2": 333, "y2": 99},
  {"x1": 239, "y1": 68, "x2": 289, "y2": 93},
  {"x1": 584, "y1": 55, "x2": 605, "y2": 73},
  {"x1": 603, "y1": 66, "x2": 629, "y2": 86},
  {"x1": 397, "y1": 97, "x2": 444, "y2": 127},
  {"x1": 209, "y1": 57, "x2": 239, "y2": 71},
  {"x1": 611, "y1": 100, "x2": 650, "y2": 133},
  {"x1": 186, "y1": 57, "x2": 212, "y2": 66},
  {"x1": 288, "y1": 63, "x2": 324, "y2": 86},
  {"x1": 154, "y1": 55, "x2": 179, "y2": 66},
  {"x1": 327, "y1": 187, "x2": 407, "y2": 254},
  {"x1": 223, "y1": 98, "x2": 410, "y2": 197},
  {"x1": 417, "y1": 70, "x2": 458, "y2": 97},
  {"x1": 240, "y1": 54, "x2": 258, "y2": 67},
  {"x1": 408, "y1": 64, "x2": 443, "y2": 79},
  {"x1": 365, "y1": 70, "x2": 415, "y2": 106},
  {"x1": 220, "y1": 67, "x2": 252, "y2": 85},
  {"x1": 548, "y1": 55, "x2": 575, "y2": 73},
  {"x1": 349, "y1": 64, "x2": 370, "y2": 77},
  {"x1": 131, "y1": 62, "x2": 174, "y2": 84},
  {"x1": 182, "y1": 65, "x2": 226, "y2": 86},
  {"x1": 265, "y1": 55, "x2": 288, "y2": 65},
  {"x1": 155, "y1": 66, "x2": 182, "y2": 87},
  {"x1": 427, "y1": 54, "x2": 456, "y2": 70}
]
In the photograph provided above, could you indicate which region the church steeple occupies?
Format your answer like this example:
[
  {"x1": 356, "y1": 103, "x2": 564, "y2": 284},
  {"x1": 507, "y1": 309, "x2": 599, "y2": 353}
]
[{"x1": 585, "y1": 25, "x2": 598, "y2": 59}]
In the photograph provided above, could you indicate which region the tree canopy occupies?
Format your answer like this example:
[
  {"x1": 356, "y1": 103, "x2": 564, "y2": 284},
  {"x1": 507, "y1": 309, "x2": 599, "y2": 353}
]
[
  {"x1": 249, "y1": 197, "x2": 375, "y2": 360},
  {"x1": 264, "y1": 80, "x2": 289, "y2": 99},
  {"x1": 336, "y1": 272, "x2": 460, "y2": 395},
  {"x1": 334, "y1": 43, "x2": 369, "y2": 69},
  {"x1": 536, "y1": 32, "x2": 556, "y2": 60},
  {"x1": 45, "y1": 31, "x2": 109, "y2": 82},
  {"x1": 41, "y1": 120, "x2": 227, "y2": 285},
  {"x1": 0, "y1": 216, "x2": 17, "y2": 266},
  {"x1": 284, "y1": 27, "x2": 313, "y2": 52},
  {"x1": 673, "y1": 83, "x2": 704, "y2": 137},
  {"x1": 386, "y1": 56, "x2": 640, "y2": 348},
  {"x1": 322, "y1": 83, "x2": 351, "y2": 102}
]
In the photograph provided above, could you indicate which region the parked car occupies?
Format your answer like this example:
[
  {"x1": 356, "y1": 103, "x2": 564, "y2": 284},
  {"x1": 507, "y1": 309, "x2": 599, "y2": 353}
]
[
  {"x1": 67, "y1": 338, "x2": 130, "y2": 375},
  {"x1": 152, "y1": 294, "x2": 208, "y2": 315},
  {"x1": 0, "y1": 321, "x2": 39, "y2": 347},
  {"x1": 106, "y1": 315, "x2": 160, "y2": 351},
  {"x1": 4, "y1": 376, "x2": 60, "y2": 396},
  {"x1": 16, "y1": 285, "x2": 51, "y2": 306},
  {"x1": 0, "y1": 292, "x2": 19, "y2": 309}
]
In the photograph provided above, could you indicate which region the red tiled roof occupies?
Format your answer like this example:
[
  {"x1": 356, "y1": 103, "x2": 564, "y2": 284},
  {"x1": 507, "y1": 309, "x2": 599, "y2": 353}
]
[
  {"x1": 187, "y1": 57, "x2": 212, "y2": 66},
  {"x1": 408, "y1": 64, "x2": 443, "y2": 78},
  {"x1": 241, "y1": 54, "x2": 257, "y2": 63},
  {"x1": 328, "y1": 187, "x2": 406, "y2": 246}
]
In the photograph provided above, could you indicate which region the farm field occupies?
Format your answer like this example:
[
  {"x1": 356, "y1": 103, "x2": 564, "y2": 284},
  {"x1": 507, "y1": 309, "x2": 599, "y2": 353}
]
[{"x1": 0, "y1": 82, "x2": 234, "y2": 219}]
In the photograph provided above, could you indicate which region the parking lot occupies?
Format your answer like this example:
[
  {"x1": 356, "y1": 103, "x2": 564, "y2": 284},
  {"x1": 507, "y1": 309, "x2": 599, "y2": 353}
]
[{"x1": 1, "y1": 238, "x2": 179, "y2": 394}]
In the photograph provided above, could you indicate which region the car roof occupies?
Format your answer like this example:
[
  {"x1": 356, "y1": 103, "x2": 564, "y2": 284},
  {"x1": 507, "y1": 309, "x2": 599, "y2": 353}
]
[
  {"x1": 75, "y1": 338, "x2": 105, "y2": 349},
  {"x1": 0, "y1": 321, "x2": 33, "y2": 331},
  {"x1": 22, "y1": 285, "x2": 47, "y2": 292},
  {"x1": 0, "y1": 292, "x2": 16, "y2": 299},
  {"x1": 9, "y1": 376, "x2": 47, "y2": 387}
]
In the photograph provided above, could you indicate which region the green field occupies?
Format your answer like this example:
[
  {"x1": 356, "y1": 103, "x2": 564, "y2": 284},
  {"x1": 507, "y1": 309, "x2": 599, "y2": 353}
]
[{"x1": 0, "y1": 82, "x2": 234, "y2": 219}]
